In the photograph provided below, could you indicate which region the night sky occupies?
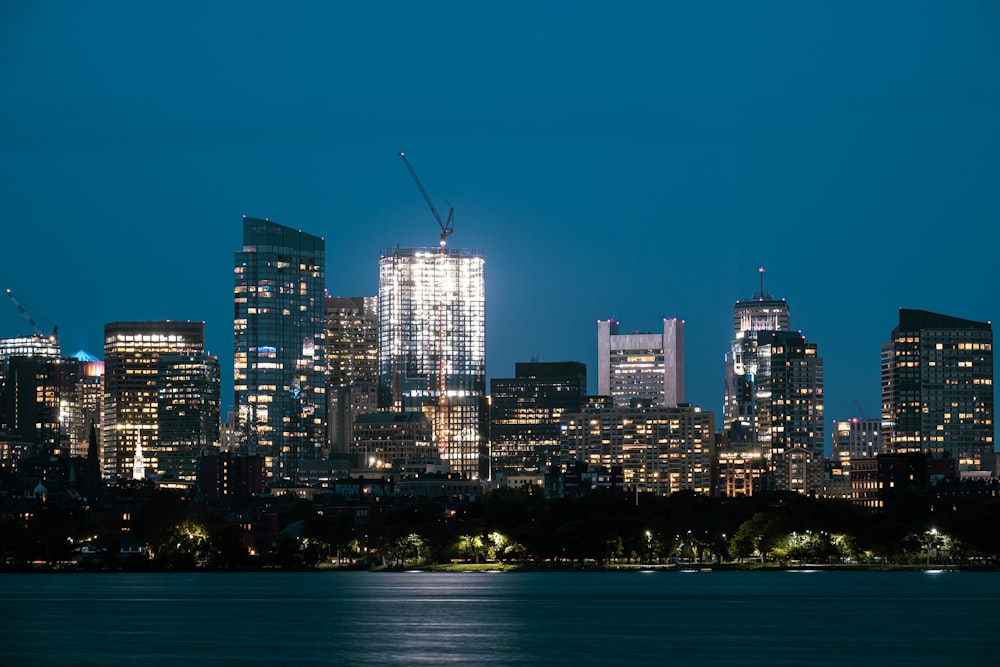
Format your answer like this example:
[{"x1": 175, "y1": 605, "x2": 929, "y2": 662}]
[{"x1": 2, "y1": 2, "x2": 998, "y2": 435}]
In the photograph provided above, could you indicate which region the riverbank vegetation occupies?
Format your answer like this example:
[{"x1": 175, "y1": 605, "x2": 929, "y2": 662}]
[{"x1": 3, "y1": 486, "x2": 999, "y2": 571}]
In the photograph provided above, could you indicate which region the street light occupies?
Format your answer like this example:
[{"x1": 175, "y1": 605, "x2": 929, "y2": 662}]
[{"x1": 927, "y1": 528, "x2": 938, "y2": 565}]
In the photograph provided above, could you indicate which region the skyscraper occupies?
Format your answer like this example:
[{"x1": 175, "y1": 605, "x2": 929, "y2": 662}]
[
  {"x1": 881, "y1": 309, "x2": 994, "y2": 469},
  {"x1": 755, "y1": 330, "x2": 824, "y2": 493},
  {"x1": 723, "y1": 269, "x2": 790, "y2": 429},
  {"x1": 378, "y1": 246, "x2": 485, "y2": 478},
  {"x1": 103, "y1": 321, "x2": 206, "y2": 480},
  {"x1": 325, "y1": 295, "x2": 378, "y2": 452},
  {"x1": 157, "y1": 354, "x2": 221, "y2": 484},
  {"x1": 597, "y1": 318, "x2": 685, "y2": 407},
  {"x1": 722, "y1": 271, "x2": 822, "y2": 493},
  {"x1": 490, "y1": 361, "x2": 587, "y2": 474},
  {"x1": 234, "y1": 216, "x2": 326, "y2": 483}
]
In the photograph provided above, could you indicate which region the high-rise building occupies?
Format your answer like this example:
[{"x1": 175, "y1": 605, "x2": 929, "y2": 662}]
[
  {"x1": 0, "y1": 334, "x2": 60, "y2": 374},
  {"x1": 490, "y1": 361, "x2": 587, "y2": 475},
  {"x1": 832, "y1": 418, "x2": 881, "y2": 471},
  {"x1": 157, "y1": 354, "x2": 221, "y2": 485},
  {"x1": 0, "y1": 356, "x2": 64, "y2": 452},
  {"x1": 597, "y1": 318, "x2": 684, "y2": 407},
  {"x1": 378, "y1": 246, "x2": 485, "y2": 478},
  {"x1": 755, "y1": 330, "x2": 824, "y2": 493},
  {"x1": 234, "y1": 216, "x2": 327, "y2": 483},
  {"x1": 103, "y1": 321, "x2": 206, "y2": 480},
  {"x1": 64, "y1": 350, "x2": 104, "y2": 459},
  {"x1": 559, "y1": 404, "x2": 714, "y2": 496},
  {"x1": 723, "y1": 269, "x2": 791, "y2": 430},
  {"x1": 325, "y1": 295, "x2": 378, "y2": 452},
  {"x1": 881, "y1": 309, "x2": 994, "y2": 469}
]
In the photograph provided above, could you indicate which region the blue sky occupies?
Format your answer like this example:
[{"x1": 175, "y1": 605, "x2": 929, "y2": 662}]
[{"x1": 2, "y1": 2, "x2": 998, "y2": 434}]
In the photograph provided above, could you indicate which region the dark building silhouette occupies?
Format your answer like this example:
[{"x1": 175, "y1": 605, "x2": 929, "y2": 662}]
[{"x1": 490, "y1": 361, "x2": 587, "y2": 474}]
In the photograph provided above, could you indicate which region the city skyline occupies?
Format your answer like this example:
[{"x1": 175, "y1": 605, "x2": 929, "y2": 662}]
[{"x1": 2, "y1": 2, "x2": 998, "y2": 433}]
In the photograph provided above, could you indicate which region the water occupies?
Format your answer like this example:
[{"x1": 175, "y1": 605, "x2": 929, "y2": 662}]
[{"x1": 3, "y1": 570, "x2": 998, "y2": 665}]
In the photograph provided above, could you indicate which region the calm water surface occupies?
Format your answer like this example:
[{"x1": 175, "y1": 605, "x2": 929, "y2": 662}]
[{"x1": 3, "y1": 570, "x2": 999, "y2": 665}]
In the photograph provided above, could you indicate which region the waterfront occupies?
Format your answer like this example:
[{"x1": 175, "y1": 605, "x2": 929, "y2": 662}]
[{"x1": 3, "y1": 570, "x2": 999, "y2": 665}]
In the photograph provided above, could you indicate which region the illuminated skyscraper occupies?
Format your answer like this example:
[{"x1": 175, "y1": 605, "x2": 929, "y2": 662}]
[
  {"x1": 378, "y1": 246, "x2": 485, "y2": 478},
  {"x1": 881, "y1": 309, "x2": 994, "y2": 469},
  {"x1": 234, "y1": 216, "x2": 326, "y2": 483},
  {"x1": 722, "y1": 271, "x2": 822, "y2": 493},
  {"x1": 325, "y1": 295, "x2": 378, "y2": 452},
  {"x1": 755, "y1": 330, "x2": 824, "y2": 493},
  {"x1": 597, "y1": 318, "x2": 685, "y2": 407},
  {"x1": 103, "y1": 321, "x2": 205, "y2": 480},
  {"x1": 723, "y1": 269, "x2": 790, "y2": 429},
  {"x1": 157, "y1": 354, "x2": 221, "y2": 485}
]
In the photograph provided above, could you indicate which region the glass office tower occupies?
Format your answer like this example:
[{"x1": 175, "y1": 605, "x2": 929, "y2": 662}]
[
  {"x1": 234, "y1": 216, "x2": 326, "y2": 483},
  {"x1": 378, "y1": 246, "x2": 485, "y2": 478},
  {"x1": 881, "y1": 308, "x2": 993, "y2": 469}
]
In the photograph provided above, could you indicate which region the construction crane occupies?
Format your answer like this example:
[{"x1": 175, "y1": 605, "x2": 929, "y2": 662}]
[
  {"x1": 5, "y1": 288, "x2": 57, "y2": 342},
  {"x1": 398, "y1": 152, "x2": 453, "y2": 463},
  {"x1": 399, "y1": 152, "x2": 454, "y2": 249}
]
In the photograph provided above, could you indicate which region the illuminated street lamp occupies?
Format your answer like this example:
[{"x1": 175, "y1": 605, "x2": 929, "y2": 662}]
[{"x1": 926, "y1": 528, "x2": 938, "y2": 565}]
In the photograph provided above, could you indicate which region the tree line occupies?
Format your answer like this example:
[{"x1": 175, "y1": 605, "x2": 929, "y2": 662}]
[{"x1": 3, "y1": 485, "x2": 1000, "y2": 570}]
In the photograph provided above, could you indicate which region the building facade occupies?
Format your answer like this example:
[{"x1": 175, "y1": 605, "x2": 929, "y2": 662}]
[
  {"x1": 351, "y1": 412, "x2": 435, "y2": 471},
  {"x1": 325, "y1": 295, "x2": 378, "y2": 452},
  {"x1": 598, "y1": 318, "x2": 684, "y2": 407},
  {"x1": 490, "y1": 361, "x2": 587, "y2": 475},
  {"x1": 103, "y1": 321, "x2": 206, "y2": 480},
  {"x1": 378, "y1": 246, "x2": 485, "y2": 478},
  {"x1": 755, "y1": 330, "x2": 825, "y2": 493},
  {"x1": 881, "y1": 309, "x2": 994, "y2": 470},
  {"x1": 723, "y1": 271, "x2": 791, "y2": 430},
  {"x1": 156, "y1": 354, "x2": 221, "y2": 485},
  {"x1": 832, "y1": 418, "x2": 881, "y2": 471},
  {"x1": 559, "y1": 404, "x2": 714, "y2": 496},
  {"x1": 234, "y1": 216, "x2": 327, "y2": 483}
]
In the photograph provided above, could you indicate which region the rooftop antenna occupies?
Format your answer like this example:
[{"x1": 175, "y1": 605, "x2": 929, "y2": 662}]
[{"x1": 756, "y1": 267, "x2": 772, "y2": 300}]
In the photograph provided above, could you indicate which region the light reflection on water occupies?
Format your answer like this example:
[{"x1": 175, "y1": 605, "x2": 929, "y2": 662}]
[{"x1": 3, "y1": 570, "x2": 1000, "y2": 666}]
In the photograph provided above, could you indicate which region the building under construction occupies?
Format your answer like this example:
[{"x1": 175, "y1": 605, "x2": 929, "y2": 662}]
[{"x1": 377, "y1": 246, "x2": 486, "y2": 479}]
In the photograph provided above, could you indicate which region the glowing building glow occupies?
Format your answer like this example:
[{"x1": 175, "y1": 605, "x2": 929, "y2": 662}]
[{"x1": 378, "y1": 246, "x2": 485, "y2": 479}]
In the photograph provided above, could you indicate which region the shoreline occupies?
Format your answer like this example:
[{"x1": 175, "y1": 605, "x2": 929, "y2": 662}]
[{"x1": 4, "y1": 562, "x2": 997, "y2": 574}]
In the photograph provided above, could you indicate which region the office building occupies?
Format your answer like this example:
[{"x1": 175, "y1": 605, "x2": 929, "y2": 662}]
[
  {"x1": 234, "y1": 216, "x2": 327, "y2": 483},
  {"x1": 64, "y1": 351, "x2": 104, "y2": 459},
  {"x1": 723, "y1": 269, "x2": 791, "y2": 430},
  {"x1": 378, "y1": 246, "x2": 485, "y2": 478},
  {"x1": 832, "y1": 418, "x2": 881, "y2": 471},
  {"x1": 351, "y1": 412, "x2": 435, "y2": 470},
  {"x1": 881, "y1": 309, "x2": 994, "y2": 469},
  {"x1": 559, "y1": 404, "x2": 714, "y2": 496},
  {"x1": 103, "y1": 321, "x2": 205, "y2": 480},
  {"x1": 325, "y1": 295, "x2": 378, "y2": 452},
  {"x1": 157, "y1": 354, "x2": 221, "y2": 485},
  {"x1": 597, "y1": 318, "x2": 684, "y2": 407},
  {"x1": 755, "y1": 330, "x2": 825, "y2": 493},
  {"x1": 490, "y1": 361, "x2": 587, "y2": 474}
]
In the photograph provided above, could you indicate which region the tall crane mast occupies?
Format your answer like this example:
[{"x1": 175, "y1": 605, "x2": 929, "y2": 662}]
[
  {"x1": 399, "y1": 152, "x2": 454, "y2": 249},
  {"x1": 398, "y1": 152, "x2": 453, "y2": 463},
  {"x1": 5, "y1": 288, "x2": 57, "y2": 342}
]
